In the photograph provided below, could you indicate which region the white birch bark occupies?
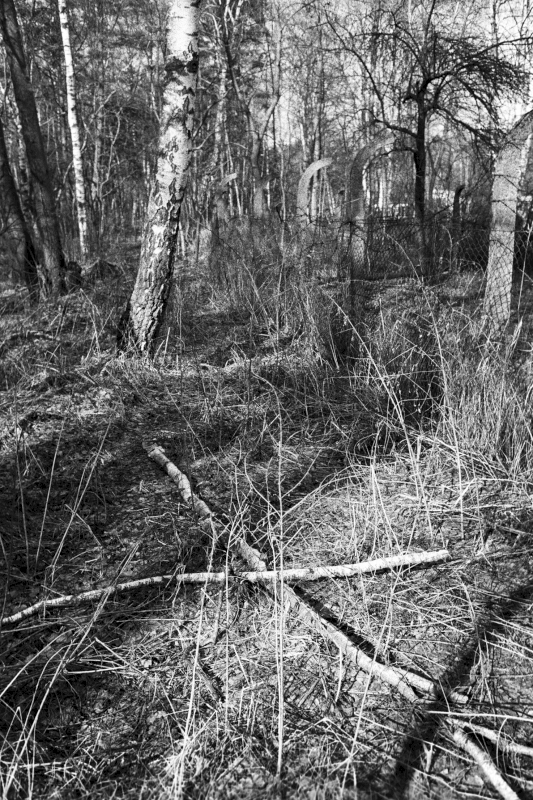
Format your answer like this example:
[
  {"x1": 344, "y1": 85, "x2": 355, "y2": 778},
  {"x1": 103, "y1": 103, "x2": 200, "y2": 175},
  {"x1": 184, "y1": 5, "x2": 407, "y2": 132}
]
[
  {"x1": 483, "y1": 111, "x2": 533, "y2": 332},
  {"x1": 121, "y1": 0, "x2": 201, "y2": 352},
  {"x1": 58, "y1": 0, "x2": 88, "y2": 260}
]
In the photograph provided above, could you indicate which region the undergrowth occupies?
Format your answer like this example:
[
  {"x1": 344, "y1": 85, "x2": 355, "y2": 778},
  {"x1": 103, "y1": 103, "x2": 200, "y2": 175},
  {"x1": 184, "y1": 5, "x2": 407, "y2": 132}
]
[{"x1": 2, "y1": 231, "x2": 533, "y2": 799}]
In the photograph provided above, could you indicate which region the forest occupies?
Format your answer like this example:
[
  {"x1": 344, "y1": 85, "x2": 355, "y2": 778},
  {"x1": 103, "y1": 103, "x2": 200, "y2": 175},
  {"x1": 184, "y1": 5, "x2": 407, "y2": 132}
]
[{"x1": 2, "y1": 0, "x2": 533, "y2": 797}]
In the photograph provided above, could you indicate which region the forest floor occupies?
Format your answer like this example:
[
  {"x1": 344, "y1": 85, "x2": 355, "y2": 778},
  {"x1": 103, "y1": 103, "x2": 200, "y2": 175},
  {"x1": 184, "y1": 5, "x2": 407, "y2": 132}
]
[{"x1": 2, "y1": 245, "x2": 533, "y2": 799}]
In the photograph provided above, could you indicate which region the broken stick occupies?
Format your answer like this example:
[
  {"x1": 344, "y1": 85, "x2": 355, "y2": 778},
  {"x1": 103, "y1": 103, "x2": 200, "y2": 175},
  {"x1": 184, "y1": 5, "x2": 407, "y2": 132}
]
[
  {"x1": 0, "y1": 552, "x2": 450, "y2": 625},
  {"x1": 146, "y1": 447, "x2": 518, "y2": 798}
]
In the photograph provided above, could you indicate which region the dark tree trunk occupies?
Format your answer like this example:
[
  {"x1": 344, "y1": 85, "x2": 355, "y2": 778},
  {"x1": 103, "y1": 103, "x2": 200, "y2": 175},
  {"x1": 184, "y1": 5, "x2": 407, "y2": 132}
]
[
  {"x1": 413, "y1": 98, "x2": 430, "y2": 272},
  {"x1": 0, "y1": 115, "x2": 39, "y2": 303},
  {"x1": 0, "y1": 0, "x2": 65, "y2": 298},
  {"x1": 451, "y1": 183, "x2": 465, "y2": 273}
]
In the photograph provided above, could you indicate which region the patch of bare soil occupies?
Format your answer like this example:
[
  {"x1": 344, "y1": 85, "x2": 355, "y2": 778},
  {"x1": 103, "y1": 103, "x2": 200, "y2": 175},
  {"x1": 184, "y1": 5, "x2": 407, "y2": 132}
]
[{"x1": 2, "y1": 271, "x2": 533, "y2": 799}]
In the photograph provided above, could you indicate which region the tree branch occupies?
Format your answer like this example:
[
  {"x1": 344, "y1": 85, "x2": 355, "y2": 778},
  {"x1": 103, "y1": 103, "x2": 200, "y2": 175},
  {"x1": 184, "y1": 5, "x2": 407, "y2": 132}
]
[{"x1": 0, "y1": 550, "x2": 450, "y2": 625}]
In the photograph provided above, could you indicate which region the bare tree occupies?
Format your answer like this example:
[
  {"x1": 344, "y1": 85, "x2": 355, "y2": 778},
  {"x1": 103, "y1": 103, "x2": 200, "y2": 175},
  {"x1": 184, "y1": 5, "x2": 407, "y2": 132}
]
[
  {"x1": 326, "y1": 0, "x2": 527, "y2": 268},
  {"x1": 221, "y1": 1, "x2": 281, "y2": 219},
  {"x1": 119, "y1": 0, "x2": 201, "y2": 353},
  {"x1": 0, "y1": 115, "x2": 39, "y2": 302},
  {"x1": 0, "y1": 0, "x2": 65, "y2": 298},
  {"x1": 58, "y1": 0, "x2": 89, "y2": 261}
]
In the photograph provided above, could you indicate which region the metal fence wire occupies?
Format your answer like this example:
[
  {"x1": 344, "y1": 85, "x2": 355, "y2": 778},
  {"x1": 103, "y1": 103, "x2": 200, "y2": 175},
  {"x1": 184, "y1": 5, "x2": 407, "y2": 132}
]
[
  {"x1": 304, "y1": 214, "x2": 533, "y2": 288},
  {"x1": 207, "y1": 210, "x2": 533, "y2": 334}
]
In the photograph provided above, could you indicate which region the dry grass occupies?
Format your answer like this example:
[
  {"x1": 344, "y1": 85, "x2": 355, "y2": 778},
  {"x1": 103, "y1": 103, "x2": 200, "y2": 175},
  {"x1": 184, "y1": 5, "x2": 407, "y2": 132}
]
[{"x1": 2, "y1": 233, "x2": 533, "y2": 799}]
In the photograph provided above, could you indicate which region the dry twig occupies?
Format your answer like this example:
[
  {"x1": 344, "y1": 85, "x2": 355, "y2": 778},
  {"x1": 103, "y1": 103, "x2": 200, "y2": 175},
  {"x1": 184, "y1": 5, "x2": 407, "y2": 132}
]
[
  {"x1": 453, "y1": 719, "x2": 533, "y2": 758},
  {"x1": 0, "y1": 554, "x2": 451, "y2": 625},
  {"x1": 446, "y1": 722, "x2": 520, "y2": 800},
  {"x1": 144, "y1": 441, "x2": 266, "y2": 571},
  {"x1": 144, "y1": 449, "x2": 470, "y2": 706},
  {"x1": 141, "y1": 453, "x2": 515, "y2": 798}
]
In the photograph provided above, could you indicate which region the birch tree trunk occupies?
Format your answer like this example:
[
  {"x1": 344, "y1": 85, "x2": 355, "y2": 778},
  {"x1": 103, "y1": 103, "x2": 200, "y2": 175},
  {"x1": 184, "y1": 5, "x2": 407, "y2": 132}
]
[
  {"x1": 0, "y1": 115, "x2": 39, "y2": 302},
  {"x1": 89, "y1": 0, "x2": 106, "y2": 253},
  {"x1": 0, "y1": 0, "x2": 65, "y2": 298},
  {"x1": 483, "y1": 111, "x2": 533, "y2": 332},
  {"x1": 119, "y1": 0, "x2": 201, "y2": 353},
  {"x1": 58, "y1": 0, "x2": 88, "y2": 261}
]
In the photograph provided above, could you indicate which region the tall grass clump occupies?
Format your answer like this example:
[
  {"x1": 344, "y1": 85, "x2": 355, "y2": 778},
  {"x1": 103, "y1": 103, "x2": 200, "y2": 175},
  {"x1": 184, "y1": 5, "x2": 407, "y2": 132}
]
[
  {"x1": 197, "y1": 219, "x2": 287, "y2": 321},
  {"x1": 362, "y1": 281, "x2": 443, "y2": 427},
  {"x1": 438, "y1": 309, "x2": 533, "y2": 478},
  {"x1": 188, "y1": 225, "x2": 533, "y2": 481}
]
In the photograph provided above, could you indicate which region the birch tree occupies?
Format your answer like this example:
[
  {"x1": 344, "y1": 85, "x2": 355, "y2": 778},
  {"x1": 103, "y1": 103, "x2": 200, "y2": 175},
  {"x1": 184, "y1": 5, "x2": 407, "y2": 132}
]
[
  {"x1": 58, "y1": 0, "x2": 89, "y2": 261},
  {"x1": 0, "y1": 0, "x2": 65, "y2": 298},
  {"x1": 119, "y1": 0, "x2": 201, "y2": 353}
]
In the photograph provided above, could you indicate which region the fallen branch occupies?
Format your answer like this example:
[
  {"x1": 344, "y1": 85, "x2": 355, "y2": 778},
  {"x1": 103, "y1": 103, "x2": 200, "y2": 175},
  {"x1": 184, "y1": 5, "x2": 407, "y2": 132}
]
[
  {"x1": 140, "y1": 448, "x2": 522, "y2": 798},
  {"x1": 144, "y1": 448, "x2": 467, "y2": 705},
  {"x1": 144, "y1": 441, "x2": 266, "y2": 571},
  {"x1": 274, "y1": 582, "x2": 468, "y2": 705},
  {"x1": 144, "y1": 442, "x2": 210, "y2": 517},
  {"x1": 224, "y1": 550, "x2": 450, "y2": 581},
  {"x1": 446, "y1": 722, "x2": 520, "y2": 800},
  {"x1": 0, "y1": 574, "x2": 175, "y2": 624},
  {"x1": 453, "y1": 719, "x2": 533, "y2": 758},
  {"x1": 283, "y1": 585, "x2": 419, "y2": 702},
  {"x1": 0, "y1": 552, "x2": 451, "y2": 626},
  {"x1": 266, "y1": 584, "x2": 515, "y2": 799}
]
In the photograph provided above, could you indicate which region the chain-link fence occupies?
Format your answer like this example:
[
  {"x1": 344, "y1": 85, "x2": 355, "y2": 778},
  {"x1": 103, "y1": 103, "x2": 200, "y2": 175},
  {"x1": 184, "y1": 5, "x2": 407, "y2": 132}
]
[
  {"x1": 303, "y1": 213, "x2": 533, "y2": 308},
  {"x1": 322, "y1": 215, "x2": 494, "y2": 283},
  {"x1": 199, "y1": 208, "x2": 533, "y2": 337}
]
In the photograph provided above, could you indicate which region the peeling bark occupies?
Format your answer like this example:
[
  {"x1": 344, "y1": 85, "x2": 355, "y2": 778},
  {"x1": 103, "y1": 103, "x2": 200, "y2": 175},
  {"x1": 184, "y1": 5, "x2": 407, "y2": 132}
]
[
  {"x1": 58, "y1": 0, "x2": 88, "y2": 261},
  {"x1": 483, "y1": 111, "x2": 533, "y2": 332},
  {"x1": 119, "y1": 0, "x2": 201, "y2": 353}
]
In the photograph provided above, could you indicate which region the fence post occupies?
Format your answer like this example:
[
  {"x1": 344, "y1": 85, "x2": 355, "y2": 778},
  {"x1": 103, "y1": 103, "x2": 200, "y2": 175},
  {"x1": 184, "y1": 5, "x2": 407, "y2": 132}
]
[{"x1": 483, "y1": 111, "x2": 533, "y2": 333}]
